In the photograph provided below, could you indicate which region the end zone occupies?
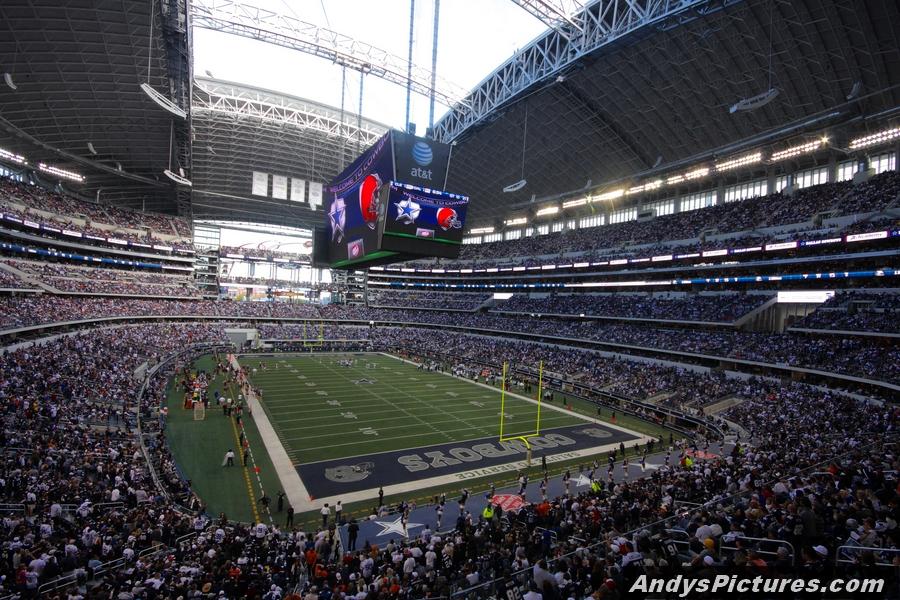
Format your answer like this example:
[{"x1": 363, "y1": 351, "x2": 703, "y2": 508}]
[{"x1": 298, "y1": 422, "x2": 651, "y2": 503}]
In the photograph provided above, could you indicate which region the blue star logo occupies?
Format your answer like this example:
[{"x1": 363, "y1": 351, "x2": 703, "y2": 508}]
[
  {"x1": 395, "y1": 197, "x2": 421, "y2": 225},
  {"x1": 373, "y1": 516, "x2": 423, "y2": 538},
  {"x1": 328, "y1": 198, "x2": 346, "y2": 241}
]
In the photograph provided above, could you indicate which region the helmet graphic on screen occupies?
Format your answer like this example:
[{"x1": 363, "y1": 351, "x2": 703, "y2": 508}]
[
  {"x1": 436, "y1": 207, "x2": 461, "y2": 231},
  {"x1": 358, "y1": 173, "x2": 382, "y2": 230}
]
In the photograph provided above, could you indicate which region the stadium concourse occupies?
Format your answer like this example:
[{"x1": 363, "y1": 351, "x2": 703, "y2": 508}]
[{"x1": 2, "y1": 0, "x2": 900, "y2": 597}]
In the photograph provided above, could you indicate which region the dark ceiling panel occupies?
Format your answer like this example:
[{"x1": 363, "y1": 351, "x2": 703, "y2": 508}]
[
  {"x1": 445, "y1": 0, "x2": 900, "y2": 226},
  {"x1": 0, "y1": 0, "x2": 181, "y2": 213},
  {"x1": 0, "y1": 0, "x2": 898, "y2": 231}
]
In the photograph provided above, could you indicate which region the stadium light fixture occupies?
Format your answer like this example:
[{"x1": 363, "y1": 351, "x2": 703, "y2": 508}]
[
  {"x1": 591, "y1": 189, "x2": 624, "y2": 202},
  {"x1": 469, "y1": 226, "x2": 495, "y2": 234},
  {"x1": 770, "y1": 139, "x2": 825, "y2": 162},
  {"x1": 39, "y1": 163, "x2": 84, "y2": 183},
  {"x1": 535, "y1": 206, "x2": 559, "y2": 217},
  {"x1": 140, "y1": 83, "x2": 187, "y2": 119},
  {"x1": 626, "y1": 179, "x2": 662, "y2": 195},
  {"x1": 504, "y1": 217, "x2": 528, "y2": 226},
  {"x1": 715, "y1": 152, "x2": 762, "y2": 172},
  {"x1": 502, "y1": 179, "x2": 527, "y2": 193},
  {"x1": 666, "y1": 167, "x2": 709, "y2": 185},
  {"x1": 0, "y1": 147, "x2": 27, "y2": 165},
  {"x1": 562, "y1": 197, "x2": 588, "y2": 209},
  {"x1": 849, "y1": 127, "x2": 900, "y2": 150}
]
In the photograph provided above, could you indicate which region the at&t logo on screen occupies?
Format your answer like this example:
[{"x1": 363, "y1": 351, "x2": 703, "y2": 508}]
[{"x1": 411, "y1": 141, "x2": 433, "y2": 180}]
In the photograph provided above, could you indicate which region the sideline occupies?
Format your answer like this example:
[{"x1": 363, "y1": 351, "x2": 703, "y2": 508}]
[{"x1": 229, "y1": 354, "x2": 316, "y2": 513}]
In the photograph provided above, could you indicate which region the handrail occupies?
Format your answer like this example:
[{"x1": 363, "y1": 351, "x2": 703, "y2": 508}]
[
  {"x1": 175, "y1": 531, "x2": 199, "y2": 550},
  {"x1": 719, "y1": 535, "x2": 795, "y2": 566},
  {"x1": 56, "y1": 501, "x2": 123, "y2": 516},
  {"x1": 37, "y1": 542, "x2": 169, "y2": 595},
  {"x1": 836, "y1": 544, "x2": 900, "y2": 567},
  {"x1": 534, "y1": 527, "x2": 559, "y2": 542}
]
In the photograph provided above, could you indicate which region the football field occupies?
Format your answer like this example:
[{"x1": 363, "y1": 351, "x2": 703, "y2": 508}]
[{"x1": 243, "y1": 352, "x2": 648, "y2": 504}]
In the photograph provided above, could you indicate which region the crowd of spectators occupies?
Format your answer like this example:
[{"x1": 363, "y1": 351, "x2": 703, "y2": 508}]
[
  {"x1": 0, "y1": 323, "x2": 232, "y2": 595},
  {"x1": 0, "y1": 297, "x2": 897, "y2": 385},
  {"x1": 839, "y1": 215, "x2": 899, "y2": 236},
  {"x1": 434, "y1": 172, "x2": 900, "y2": 266},
  {"x1": 1, "y1": 179, "x2": 194, "y2": 254},
  {"x1": 2, "y1": 260, "x2": 200, "y2": 298},
  {"x1": 218, "y1": 277, "x2": 344, "y2": 295},
  {"x1": 794, "y1": 291, "x2": 900, "y2": 334},
  {"x1": 838, "y1": 170, "x2": 900, "y2": 214},
  {"x1": 405, "y1": 213, "x2": 892, "y2": 272},
  {"x1": 0, "y1": 312, "x2": 897, "y2": 597},
  {"x1": 0, "y1": 177, "x2": 191, "y2": 239},
  {"x1": 444, "y1": 313, "x2": 899, "y2": 384},
  {"x1": 495, "y1": 293, "x2": 770, "y2": 322},
  {"x1": 257, "y1": 323, "x2": 372, "y2": 340},
  {"x1": 368, "y1": 290, "x2": 490, "y2": 311},
  {"x1": 0, "y1": 268, "x2": 32, "y2": 289},
  {"x1": 0, "y1": 297, "x2": 323, "y2": 331}
]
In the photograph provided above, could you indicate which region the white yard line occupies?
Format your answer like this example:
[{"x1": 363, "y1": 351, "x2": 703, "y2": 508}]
[
  {"x1": 273, "y1": 407, "x2": 577, "y2": 425},
  {"x1": 386, "y1": 353, "x2": 652, "y2": 439},
  {"x1": 313, "y1": 356, "x2": 455, "y2": 442},
  {"x1": 281, "y1": 415, "x2": 571, "y2": 443}
]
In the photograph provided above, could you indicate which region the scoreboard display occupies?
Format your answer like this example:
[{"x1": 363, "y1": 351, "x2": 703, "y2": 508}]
[
  {"x1": 324, "y1": 133, "x2": 394, "y2": 267},
  {"x1": 380, "y1": 182, "x2": 469, "y2": 259},
  {"x1": 322, "y1": 129, "x2": 467, "y2": 268}
]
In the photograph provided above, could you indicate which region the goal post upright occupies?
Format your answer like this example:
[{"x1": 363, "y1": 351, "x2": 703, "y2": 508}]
[
  {"x1": 302, "y1": 321, "x2": 325, "y2": 348},
  {"x1": 498, "y1": 360, "x2": 543, "y2": 450},
  {"x1": 498, "y1": 361, "x2": 507, "y2": 440},
  {"x1": 535, "y1": 360, "x2": 543, "y2": 433}
]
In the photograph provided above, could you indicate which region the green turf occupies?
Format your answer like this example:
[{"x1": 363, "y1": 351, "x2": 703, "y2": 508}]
[
  {"x1": 167, "y1": 352, "x2": 681, "y2": 523},
  {"x1": 165, "y1": 355, "x2": 286, "y2": 524},
  {"x1": 243, "y1": 352, "x2": 588, "y2": 465}
]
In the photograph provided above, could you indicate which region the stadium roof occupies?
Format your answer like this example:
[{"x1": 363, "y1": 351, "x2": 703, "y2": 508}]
[
  {"x1": 190, "y1": 77, "x2": 390, "y2": 228},
  {"x1": 0, "y1": 0, "x2": 190, "y2": 215},
  {"x1": 1, "y1": 0, "x2": 898, "y2": 232},
  {"x1": 442, "y1": 0, "x2": 900, "y2": 223}
]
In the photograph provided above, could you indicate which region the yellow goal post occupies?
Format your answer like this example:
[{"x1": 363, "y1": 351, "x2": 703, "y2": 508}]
[{"x1": 498, "y1": 360, "x2": 543, "y2": 449}]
